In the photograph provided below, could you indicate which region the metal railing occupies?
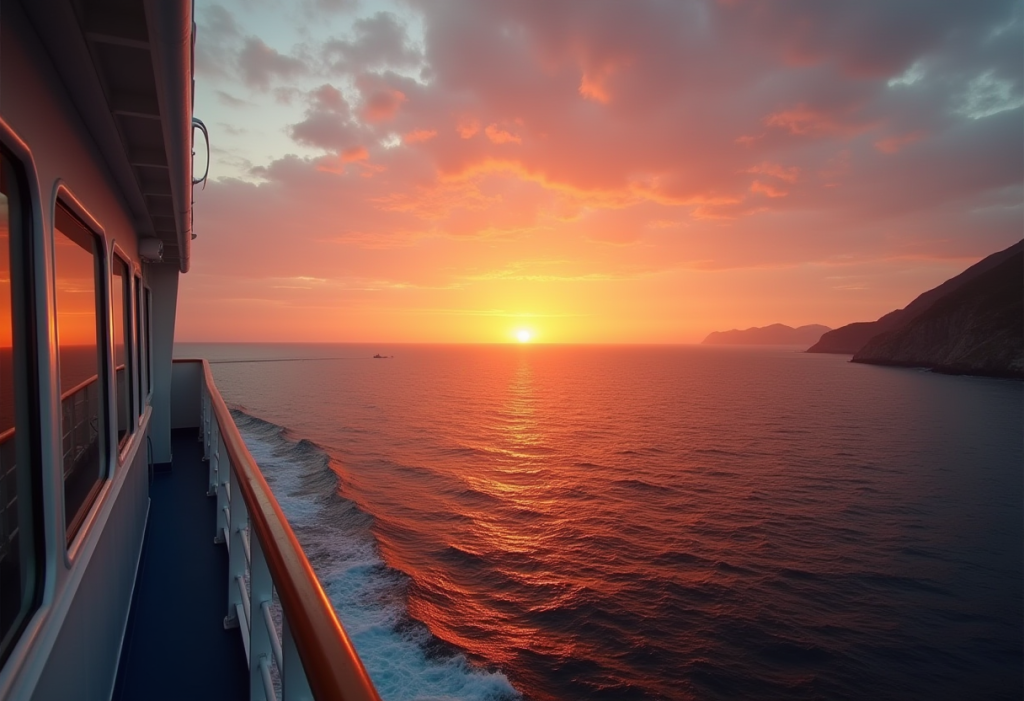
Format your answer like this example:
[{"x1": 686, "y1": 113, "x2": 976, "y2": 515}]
[
  {"x1": 195, "y1": 359, "x2": 381, "y2": 701},
  {"x1": 60, "y1": 375, "x2": 99, "y2": 478}
]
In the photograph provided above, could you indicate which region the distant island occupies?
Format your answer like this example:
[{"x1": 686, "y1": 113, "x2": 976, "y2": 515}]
[
  {"x1": 807, "y1": 239, "x2": 1022, "y2": 379},
  {"x1": 702, "y1": 323, "x2": 831, "y2": 346}
]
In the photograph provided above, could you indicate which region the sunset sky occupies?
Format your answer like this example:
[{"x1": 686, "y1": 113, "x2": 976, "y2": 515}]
[{"x1": 179, "y1": 0, "x2": 1022, "y2": 343}]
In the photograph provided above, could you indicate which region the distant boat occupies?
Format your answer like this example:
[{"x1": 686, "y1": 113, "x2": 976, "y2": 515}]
[{"x1": 373, "y1": 354, "x2": 389, "y2": 359}]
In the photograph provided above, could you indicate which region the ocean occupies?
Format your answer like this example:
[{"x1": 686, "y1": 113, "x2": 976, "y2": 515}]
[{"x1": 174, "y1": 343, "x2": 1023, "y2": 701}]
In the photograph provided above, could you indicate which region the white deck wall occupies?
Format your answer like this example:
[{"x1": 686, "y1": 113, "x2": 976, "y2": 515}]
[{"x1": 0, "y1": 3, "x2": 168, "y2": 699}]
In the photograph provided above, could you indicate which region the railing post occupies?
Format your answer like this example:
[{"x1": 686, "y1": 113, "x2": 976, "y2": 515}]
[
  {"x1": 214, "y1": 426, "x2": 229, "y2": 544},
  {"x1": 249, "y1": 533, "x2": 273, "y2": 700},
  {"x1": 282, "y1": 616, "x2": 312, "y2": 701},
  {"x1": 226, "y1": 462, "x2": 248, "y2": 637},
  {"x1": 208, "y1": 421, "x2": 221, "y2": 497},
  {"x1": 202, "y1": 388, "x2": 211, "y2": 455}
]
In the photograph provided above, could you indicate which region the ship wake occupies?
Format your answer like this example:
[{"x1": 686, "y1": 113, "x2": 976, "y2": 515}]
[{"x1": 231, "y1": 409, "x2": 520, "y2": 701}]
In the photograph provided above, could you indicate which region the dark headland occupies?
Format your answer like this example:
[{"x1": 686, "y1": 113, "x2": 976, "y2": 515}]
[
  {"x1": 852, "y1": 248, "x2": 1023, "y2": 379},
  {"x1": 808, "y1": 240, "x2": 1022, "y2": 355},
  {"x1": 703, "y1": 323, "x2": 831, "y2": 346},
  {"x1": 807, "y1": 240, "x2": 1022, "y2": 379}
]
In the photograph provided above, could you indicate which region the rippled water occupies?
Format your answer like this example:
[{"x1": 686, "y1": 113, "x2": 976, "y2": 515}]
[{"x1": 176, "y1": 343, "x2": 1023, "y2": 701}]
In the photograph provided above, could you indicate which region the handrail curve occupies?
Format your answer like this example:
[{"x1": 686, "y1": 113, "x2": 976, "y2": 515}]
[{"x1": 199, "y1": 359, "x2": 381, "y2": 701}]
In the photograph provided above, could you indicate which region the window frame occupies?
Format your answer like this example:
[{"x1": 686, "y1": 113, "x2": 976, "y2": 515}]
[
  {"x1": 144, "y1": 286, "x2": 153, "y2": 398},
  {"x1": 52, "y1": 196, "x2": 110, "y2": 546},
  {"x1": 133, "y1": 272, "x2": 145, "y2": 421},
  {"x1": 109, "y1": 247, "x2": 134, "y2": 459},
  {"x1": 0, "y1": 141, "x2": 45, "y2": 668}
]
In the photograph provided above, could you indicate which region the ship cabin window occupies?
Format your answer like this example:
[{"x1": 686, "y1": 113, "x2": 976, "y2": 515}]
[
  {"x1": 0, "y1": 149, "x2": 43, "y2": 664},
  {"x1": 144, "y1": 287, "x2": 152, "y2": 396},
  {"x1": 134, "y1": 275, "x2": 145, "y2": 416},
  {"x1": 111, "y1": 256, "x2": 133, "y2": 449},
  {"x1": 54, "y1": 203, "x2": 105, "y2": 542}
]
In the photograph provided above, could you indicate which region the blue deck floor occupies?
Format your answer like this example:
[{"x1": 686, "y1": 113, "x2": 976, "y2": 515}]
[{"x1": 113, "y1": 429, "x2": 248, "y2": 701}]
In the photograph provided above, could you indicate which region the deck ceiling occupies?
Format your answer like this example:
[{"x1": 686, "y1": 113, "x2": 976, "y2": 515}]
[{"x1": 22, "y1": 0, "x2": 187, "y2": 267}]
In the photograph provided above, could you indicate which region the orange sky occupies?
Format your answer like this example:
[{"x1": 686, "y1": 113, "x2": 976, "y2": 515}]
[{"x1": 179, "y1": 0, "x2": 1022, "y2": 343}]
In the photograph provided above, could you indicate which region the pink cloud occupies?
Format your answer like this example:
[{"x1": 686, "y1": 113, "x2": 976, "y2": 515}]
[
  {"x1": 746, "y1": 162, "x2": 800, "y2": 183},
  {"x1": 342, "y1": 146, "x2": 369, "y2": 162},
  {"x1": 750, "y1": 180, "x2": 788, "y2": 198},
  {"x1": 764, "y1": 105, "x2": 870, "y2": 137},
  {"x1": 484, "y1": 124, "x2": 521, "y2": 144},
  {"x1": 404, "y1": 129, "x2": 438, "y2": 144},
  {"x1": 875, "y1": 131, "x2": 926, "y2": 154},
  {"x1": 361, "y1": 87, "x2": 406, "y2": 122},
  {"x1": 456, "y1": 117, "x2": 480, "y2": 139}
]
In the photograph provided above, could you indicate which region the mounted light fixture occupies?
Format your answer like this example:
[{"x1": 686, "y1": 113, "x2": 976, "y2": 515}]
[{"x1": 139, "y1": 238, "x2": 164, "y2": 262}]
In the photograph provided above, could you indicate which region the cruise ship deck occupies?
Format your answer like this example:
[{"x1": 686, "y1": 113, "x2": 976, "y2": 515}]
[{"x1": 113, "y1": 429, "x2": 248, "y2": 701}]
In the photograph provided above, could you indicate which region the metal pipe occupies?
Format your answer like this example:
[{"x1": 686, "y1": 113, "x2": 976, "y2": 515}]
[
  {"x1": 258, "y1": 656, "x2": 275, "y2": 701},
  {"x1": 236, "y1": 574, "x2": 251, "y2": 632},
  {"x1": 241, "y1": 528, "x2": 251, "y2": 567},
  {"x1": 262, "y1": 600, "x2": 283, "y2": 671}
]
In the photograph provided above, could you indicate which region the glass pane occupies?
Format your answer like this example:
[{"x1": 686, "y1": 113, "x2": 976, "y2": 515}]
[
  {"x1": 0, "y1": 150, "x2": 41, "y2": 664},
  {"x1": 55, "y1": 205, "x2": 103, "y2": 541},
  {"x1": 134, "y1": 277, "x2": 144, "y2": 416},
  {"x1": 144, "y1": 288, "x2": 152, "y2": 395},
  {"x1": 112, "y1": 258, "x2": 132, "y2": 446}
]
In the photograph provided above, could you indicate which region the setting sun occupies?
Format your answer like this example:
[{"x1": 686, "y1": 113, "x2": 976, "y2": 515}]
[{"x1": 516, "y1": 329, "x2": 533, "y2": 343}]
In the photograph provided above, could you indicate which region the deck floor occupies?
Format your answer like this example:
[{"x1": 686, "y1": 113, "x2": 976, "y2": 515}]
[{"x1": 113, "y1": 429, "x2": 248, "y2": 701}]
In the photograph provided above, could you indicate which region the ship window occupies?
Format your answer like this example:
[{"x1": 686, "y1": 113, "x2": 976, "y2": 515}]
[
  {"x1": 112, "y1": 256, "x2": 133, "y2": 448},
  {"x1": 0, "y1": 149, "x2": 43, "y2": 665},
  {"x1": 144, "y1": 287, "x2": 152, "y2": 395},
  {"x1": 55, "y1": 203, "x2": 105, "y2": 541},
  {"x1": 134, "y1": 275, "x2": 145, "y2": 414}
]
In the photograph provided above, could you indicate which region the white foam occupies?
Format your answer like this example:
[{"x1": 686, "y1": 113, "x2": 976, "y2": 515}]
[{"x1": 237, "y1": 415, "x2": 520, "y2": 701}]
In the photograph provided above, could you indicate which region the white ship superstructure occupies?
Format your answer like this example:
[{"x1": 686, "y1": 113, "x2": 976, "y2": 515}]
[{"x1": 0, "y1": 1, "x2": 379, "y2": 698}]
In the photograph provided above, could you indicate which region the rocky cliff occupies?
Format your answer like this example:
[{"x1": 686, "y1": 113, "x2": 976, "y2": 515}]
[
  {"x1": 703, "y1": 323, "x2": 831, "y2": 346},
  {"x1": 807, "y1": 240, "x2": 1024, "y2": 354},
  {"x1": 852, "y1": 251, "x2": 1023, "y2": 378}
]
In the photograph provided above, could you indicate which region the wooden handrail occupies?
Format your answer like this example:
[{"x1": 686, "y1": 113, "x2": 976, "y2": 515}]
[
  {"x1": 60, "y1": 374, "x2": 98, "y2": 402},
  {"x1": 196, "y1": 359, "x2": 381, "y2": 701}
]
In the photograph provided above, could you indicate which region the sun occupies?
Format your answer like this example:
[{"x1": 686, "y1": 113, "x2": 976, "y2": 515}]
[{"x1": 516, "y1": 329, "x2": 533, "y2": 343}]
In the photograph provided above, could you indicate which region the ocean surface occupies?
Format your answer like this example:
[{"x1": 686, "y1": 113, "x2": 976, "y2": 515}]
[{"x1": 175, "y1": 343, "x2": 1023, "y2": 701}]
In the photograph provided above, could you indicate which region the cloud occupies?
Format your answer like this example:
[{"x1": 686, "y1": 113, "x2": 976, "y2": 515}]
[
  {"x1": 237, "y1": 37, "x2": 308, "y2": 90},
  {"x1": 746, "y1": 162, "x2": 800, "y2": 183},
  {"x1": 195, "y1": 5, "x2": 241, "y2": 78},
  {"x1": 215, "y1": 90, "x2": 250, "y2": 108},
  {"x1": 874, "y1": 131, "x2": 925, "y2": 154},
  {"x1": 288, "y1": 84, "x2": 364, "y2": 154},
  {"x1": 360, "y1": 85, "x2": 407, "y2": 122},
  {"x1": 484, "y1": 124, "x2": 521, "y2": 145},
  {"x1": 750, "y1": 181, "x2": 788, "y2": 198},
  {"x1": 404, "y1": 129, "x2": 438, "y2": 144},
  {"x1": 322, "y1": 12, "x2": 422, "y2": 74},
  {"x1": 183, "y1": 0, "x2": 1024, "y2": 342}
]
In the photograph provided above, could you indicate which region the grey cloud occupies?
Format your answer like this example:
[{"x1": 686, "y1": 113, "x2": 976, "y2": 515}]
[
  {"x1": 238, "y1": 37, "x2": 309, "y2": 90},
  {"x1": 288, "y1": 85, "x2": 363, "y2": 152},
  {"x1": 322, "y1": 12, "x2": 422, "y2": 75}
]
